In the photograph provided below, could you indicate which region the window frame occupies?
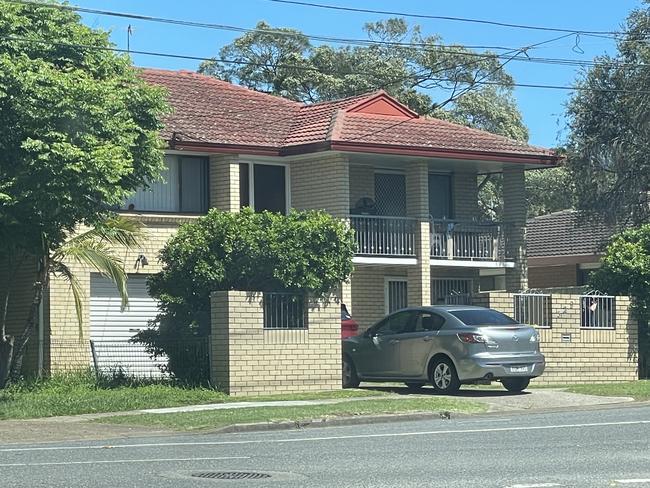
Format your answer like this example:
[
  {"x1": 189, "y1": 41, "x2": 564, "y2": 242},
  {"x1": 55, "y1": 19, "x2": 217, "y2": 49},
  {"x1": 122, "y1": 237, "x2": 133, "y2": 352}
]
[
  {"x1": 384, "y1": 276, "x2": 408, "y2": 314},
  {"x1": 240, "y1": 161, "x2": 291, "y2": 215},
  {"x1": 374, "y1": 170, "x2": 407, "y2": 217},
  {"x1": 428, "y1": 172, "x2": 454, "y2": 219}
]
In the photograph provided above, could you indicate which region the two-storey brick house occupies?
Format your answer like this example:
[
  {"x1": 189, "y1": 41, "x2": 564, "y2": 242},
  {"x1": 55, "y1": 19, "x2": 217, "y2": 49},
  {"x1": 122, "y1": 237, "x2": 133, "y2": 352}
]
[{"x1": 1, "y1": 68, "x2": 560, "y2": 374}]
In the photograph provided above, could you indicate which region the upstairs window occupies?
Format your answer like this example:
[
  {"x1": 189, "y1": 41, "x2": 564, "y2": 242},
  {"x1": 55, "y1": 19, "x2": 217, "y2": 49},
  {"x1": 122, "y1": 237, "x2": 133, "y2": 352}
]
[
  {"x1": 375, "y1": 172, "x2": 406, "y2": 216},
  {"x1": 239, "y1": 162, "x2": 288, "y2": 214},
  {"x1": 429, "y1": 173, "x2": 453, "y2": 219},
  {"x1": 122, "y1": 155, "x2": 209, "y2": 213}
]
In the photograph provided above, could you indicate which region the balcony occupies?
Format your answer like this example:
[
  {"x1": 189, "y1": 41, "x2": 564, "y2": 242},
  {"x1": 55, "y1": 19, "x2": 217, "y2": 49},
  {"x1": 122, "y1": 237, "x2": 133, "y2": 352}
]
[
  {"x1": 351, "y1": 215, "x2": 417, "y2": 257},
  {"x1": 430, "y1": 218, "x2": 507, "y2": 262}
]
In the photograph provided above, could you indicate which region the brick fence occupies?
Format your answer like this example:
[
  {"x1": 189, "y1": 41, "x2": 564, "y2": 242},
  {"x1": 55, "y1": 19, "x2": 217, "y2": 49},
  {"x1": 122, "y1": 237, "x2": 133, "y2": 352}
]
[
  {"x1": 475, "y1": 291, "x2": 639, "y2": 384},
  {"x1": 209, "y1": 291, "x2": 341, "y2": 396}
]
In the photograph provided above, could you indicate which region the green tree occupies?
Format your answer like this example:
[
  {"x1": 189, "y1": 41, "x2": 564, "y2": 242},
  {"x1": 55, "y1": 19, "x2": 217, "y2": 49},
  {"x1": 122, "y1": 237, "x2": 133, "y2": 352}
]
[
  {"x1": 200, "y1": 19, "x2": 526, "y2": 139},
  {"x1": 136, "y1": 209, "x2": 355, "y2": 382},
  {"x1": 566, "y1": 2, "x2": 650, "y2": 225},
  {"x1": 0, "y1": 1, "x2": 168, "y2": 384}
]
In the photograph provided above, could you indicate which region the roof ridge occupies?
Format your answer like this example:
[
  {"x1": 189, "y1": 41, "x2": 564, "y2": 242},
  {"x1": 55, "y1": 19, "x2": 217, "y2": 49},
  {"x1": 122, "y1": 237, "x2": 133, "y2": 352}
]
[{"x1": 300, "y1": 90, "x2": 382, "y2": 109}]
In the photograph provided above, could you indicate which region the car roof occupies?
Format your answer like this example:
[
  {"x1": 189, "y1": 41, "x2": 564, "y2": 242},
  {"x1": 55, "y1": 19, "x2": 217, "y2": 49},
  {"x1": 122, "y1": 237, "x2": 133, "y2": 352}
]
[{"x1": 393, "y1": 305, "x2": 490, "y2": 314}]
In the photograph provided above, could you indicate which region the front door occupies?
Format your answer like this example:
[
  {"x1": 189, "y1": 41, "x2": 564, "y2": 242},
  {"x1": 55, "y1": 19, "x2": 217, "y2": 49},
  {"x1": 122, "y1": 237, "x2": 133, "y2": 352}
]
[{"x1": 354, "y1": 311, "x2": 415, "y2": 378}]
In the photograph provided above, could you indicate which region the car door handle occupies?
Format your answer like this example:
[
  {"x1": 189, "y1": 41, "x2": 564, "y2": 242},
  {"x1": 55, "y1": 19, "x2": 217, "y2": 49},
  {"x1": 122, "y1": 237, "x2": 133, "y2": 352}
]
[
  {"x1": 422, "y1": 336, "x2": 433, "y2": 342},
  {"x1": 389, "y1": 339, "x2": 400, "y2": 344}
]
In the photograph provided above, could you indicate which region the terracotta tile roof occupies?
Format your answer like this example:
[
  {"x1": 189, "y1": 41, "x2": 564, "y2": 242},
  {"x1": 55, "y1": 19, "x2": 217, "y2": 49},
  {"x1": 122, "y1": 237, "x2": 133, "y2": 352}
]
[
  {"x1": 332, "y1": 112, "x2": 556, "y2": 157},
  {"x1": 527, "y1": 210, "x2": 614, "y2": 258},
  {"x1": 140, "y1": 68, "x2": 300, "y2": 148},
  {"x1": 139, "y1": 68, "x2": 558, "y2": 161}
]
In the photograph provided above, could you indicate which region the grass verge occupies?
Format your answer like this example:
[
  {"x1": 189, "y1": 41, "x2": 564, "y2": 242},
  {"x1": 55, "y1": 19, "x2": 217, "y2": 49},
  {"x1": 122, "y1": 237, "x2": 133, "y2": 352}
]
[
  {"x1": 0, "y1": 372, "x2": 387, "y2": 420},
  {"x1": 564, "y1": 380, "x2": 650, "y2": 401},
  {"x1": 97, "y1": 397, "x2": 487, "y2": 431}
]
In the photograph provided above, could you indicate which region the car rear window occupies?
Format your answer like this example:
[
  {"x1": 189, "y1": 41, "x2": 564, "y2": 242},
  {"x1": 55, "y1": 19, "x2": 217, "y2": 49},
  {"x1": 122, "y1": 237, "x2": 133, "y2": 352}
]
[{"x1": 449, "y1": 309, "x2": 518, "y2": 326}]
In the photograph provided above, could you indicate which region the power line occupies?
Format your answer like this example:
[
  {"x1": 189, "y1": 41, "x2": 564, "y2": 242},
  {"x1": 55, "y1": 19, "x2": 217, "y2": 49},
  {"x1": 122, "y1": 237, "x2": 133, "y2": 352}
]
[
  {"x1": 266, "y1": 0, "x2": 622, "y2": 36},
  {"x1": 3, "y1": 0, "x2": 642, "y2": 71},
  {"x1": 4, "y1": 34, "x2": 650, "y2": 95}
]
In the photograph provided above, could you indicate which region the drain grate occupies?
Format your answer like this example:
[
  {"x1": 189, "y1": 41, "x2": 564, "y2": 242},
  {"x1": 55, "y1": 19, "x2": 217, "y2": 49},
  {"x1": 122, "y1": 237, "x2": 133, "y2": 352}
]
[{"x1": 191, "y1": 472, "x2": 272, "y2": 480}]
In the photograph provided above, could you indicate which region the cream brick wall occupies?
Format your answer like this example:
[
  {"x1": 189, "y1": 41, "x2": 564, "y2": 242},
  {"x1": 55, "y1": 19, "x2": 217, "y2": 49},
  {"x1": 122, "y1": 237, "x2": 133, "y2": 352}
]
[
  {"x1": 290, "y1": 154, "x2": 350, "y2": 217},
  {"x1": 475, "y1": 291, "x2": 638, "y2": 384},
  {"x1": 47, "y1": 215, "x2": 195, "y2": 372},
  {"x1": 210, "y1": 291, "x2": 341, "y2": 396},
  {"x1": 350, "y1": 265, "x2": 408, "y2": 331}
]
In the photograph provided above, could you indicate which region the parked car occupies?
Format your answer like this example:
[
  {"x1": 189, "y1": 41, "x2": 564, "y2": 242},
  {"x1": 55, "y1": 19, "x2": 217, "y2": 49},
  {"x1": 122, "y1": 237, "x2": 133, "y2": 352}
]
[
  {"x1": 341, "y1": 304, "x2": 359, "y2": 339},
  {"x1": 342, "y1": 305, "x2": 545, "y2": 393}
]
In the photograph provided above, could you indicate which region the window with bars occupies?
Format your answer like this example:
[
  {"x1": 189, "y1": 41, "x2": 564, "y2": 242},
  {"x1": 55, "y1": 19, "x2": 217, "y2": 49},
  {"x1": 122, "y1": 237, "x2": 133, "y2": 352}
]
[
  {"x1": 263, "y1": 293, "x2": 307, "y2": 330},
  {"x1": 374, "y1": 172, "x2": 406, "y2": 216},
  {"x1": 580, "y1": 295, "x2": 615, "y2": 329},
  {"x1": 385, "y1": 279, "x2": 408, "y2": 313},
  {"x1": 431, "y1": 278, "x2": 473, "y2": 305},
  {"x1": 513, "y1": 294, "x2": 552, "y2": 328}
]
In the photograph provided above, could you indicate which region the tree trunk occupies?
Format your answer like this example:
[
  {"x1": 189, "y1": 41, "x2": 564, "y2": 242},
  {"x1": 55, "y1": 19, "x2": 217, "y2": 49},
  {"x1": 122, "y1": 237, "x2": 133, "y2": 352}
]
[
  {"x1": 9, "y1": 256, "x2": 49, "y2": 382},
  {"x1": 0, "y1": 336, "x2": 13, "y2": 389}
]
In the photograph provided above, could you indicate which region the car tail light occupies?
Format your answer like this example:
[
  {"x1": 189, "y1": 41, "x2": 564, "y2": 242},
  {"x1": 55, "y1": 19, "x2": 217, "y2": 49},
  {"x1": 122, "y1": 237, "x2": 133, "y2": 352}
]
[
  {"x1": 342, "y1": 322, "x2": 358, "y2": 332},
  {"x1": 457, "y1": 332, "x2": 488, "y2": 344}
]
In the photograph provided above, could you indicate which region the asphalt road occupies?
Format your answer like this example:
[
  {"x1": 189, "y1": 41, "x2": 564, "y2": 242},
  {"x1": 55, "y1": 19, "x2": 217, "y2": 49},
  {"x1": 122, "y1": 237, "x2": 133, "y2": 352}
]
[{"x1": 1, "y1": 404, "x2": 649, "y2": 488}]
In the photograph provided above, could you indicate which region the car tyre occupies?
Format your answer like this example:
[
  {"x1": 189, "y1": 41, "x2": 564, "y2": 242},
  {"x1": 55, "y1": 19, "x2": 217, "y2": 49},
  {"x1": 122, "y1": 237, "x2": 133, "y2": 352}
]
[
  {"x1": 342, "y1": 356, "x2": 360, "y2": 388},
  {"x1": 404, "y1": 382, "x2": 425, "y2": 391},
  {"x1": 430, "y1": 358, "x2": 460, "y2": 394},
  {"x1": 501, "y1": 377, "x2": 530, "y2": 392}
]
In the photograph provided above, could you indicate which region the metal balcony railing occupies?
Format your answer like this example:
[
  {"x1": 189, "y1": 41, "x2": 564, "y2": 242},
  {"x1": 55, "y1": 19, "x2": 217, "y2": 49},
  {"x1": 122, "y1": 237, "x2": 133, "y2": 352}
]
[
  {"x1": 351, "y1": 215, "x2": 417, "y2": 256},
  {"x1": 430, "y1": 218, "x2": 507, "y2": 261}
]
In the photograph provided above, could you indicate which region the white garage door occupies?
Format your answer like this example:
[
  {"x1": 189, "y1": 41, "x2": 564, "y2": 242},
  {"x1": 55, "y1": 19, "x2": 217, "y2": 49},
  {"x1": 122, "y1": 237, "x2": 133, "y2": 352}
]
[{"x1": 90, "y1": 274, "x2": 167, "y2": 377}]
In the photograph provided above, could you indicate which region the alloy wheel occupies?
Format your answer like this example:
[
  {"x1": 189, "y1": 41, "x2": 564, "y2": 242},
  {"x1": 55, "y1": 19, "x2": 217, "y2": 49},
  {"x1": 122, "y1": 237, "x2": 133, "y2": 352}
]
[{"x1": 434, "y1": 363, "x2": 451, "y2": 389}]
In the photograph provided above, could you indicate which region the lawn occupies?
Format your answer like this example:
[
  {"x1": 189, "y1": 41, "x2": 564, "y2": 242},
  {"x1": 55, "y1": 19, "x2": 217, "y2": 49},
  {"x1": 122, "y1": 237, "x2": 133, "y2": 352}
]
[
  {"x1": 564, "y1": 380, "x2": 650, "y2": 401},
  {"x1": 97, "y1": 397, "x2": 487, "y2": 431},
  {"x1": 0, "y1": 372, "x2": 386, "y2": 420}
]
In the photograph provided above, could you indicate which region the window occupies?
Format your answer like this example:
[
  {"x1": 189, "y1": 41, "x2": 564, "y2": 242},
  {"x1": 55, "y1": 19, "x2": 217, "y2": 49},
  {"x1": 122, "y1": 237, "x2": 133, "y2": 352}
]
[
  {"x1": 429, "y1": 173, "x2": 453, "y2": 219},
  {"x1": 385, "y1": 278, "x2": 408, "y2": 313},
  {"x1": 122, "y1": 155, "x2": 208, "y2": 213},
  {"x1": 414, "y1": 312, "x2": 445, "y2": 332},
  {"x1": 431, "y1": 278, "x2": 472, "y2": 305},
  {"x1": 374, "y1": 311, "x2": 414, "y2": 336},
  {"x1": 375, "y1": 172, "x2": 406, "y2": 216},
  {"x1": 580, "y1": 295, "x2": 615, "y2": 329},
  {"x1": 263, "y1": 293, "x2": 307, "y2": 329},
  {"x1": 449, "y1": 309, "x2": 518, "y2": 327},
  {"x1": 239, "y1": 163, "x2": 288, "y2": 214}
]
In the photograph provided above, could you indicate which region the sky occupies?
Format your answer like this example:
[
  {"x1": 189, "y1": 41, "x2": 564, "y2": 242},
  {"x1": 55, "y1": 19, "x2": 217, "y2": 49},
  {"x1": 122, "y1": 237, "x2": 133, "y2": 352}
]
[{"x1": 71, "y1": 0, "x2": 643, "y2": 148}]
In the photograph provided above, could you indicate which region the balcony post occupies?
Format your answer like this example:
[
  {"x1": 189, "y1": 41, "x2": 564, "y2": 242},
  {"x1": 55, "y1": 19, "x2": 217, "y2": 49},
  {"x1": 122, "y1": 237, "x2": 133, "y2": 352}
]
[
  {"x1": 406, "y1": 162, "x2": 431, "y2": 307},
  {"x1": 209, "y1": 155, "x2": 241, "y2": 212},
  {"x1": 503, "y1": 167, "x2": 528, "y2": 291}
]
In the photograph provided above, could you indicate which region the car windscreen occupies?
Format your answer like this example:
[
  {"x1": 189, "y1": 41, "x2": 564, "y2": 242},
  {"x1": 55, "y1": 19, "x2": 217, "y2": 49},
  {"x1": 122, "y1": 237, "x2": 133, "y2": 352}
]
[{"x1": 449, "y1": 309, "x2": 518, "y2": 327}]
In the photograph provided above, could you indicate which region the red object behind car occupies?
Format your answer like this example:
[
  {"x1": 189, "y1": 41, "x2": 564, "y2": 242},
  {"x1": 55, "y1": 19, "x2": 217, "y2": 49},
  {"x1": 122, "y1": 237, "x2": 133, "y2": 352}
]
[{"x1": 341, "y1": 304, "x2": 359, "y2": 339}]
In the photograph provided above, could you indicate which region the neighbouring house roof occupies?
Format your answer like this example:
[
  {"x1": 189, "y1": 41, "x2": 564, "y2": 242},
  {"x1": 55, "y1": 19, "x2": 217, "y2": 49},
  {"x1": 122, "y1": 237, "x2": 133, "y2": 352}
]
[
  {"x1": 140, "y1": 67, "x2": 559, "y2": 163},
  {"x1": 527, "y1": 210, "x2": 614, "y2": 258}
]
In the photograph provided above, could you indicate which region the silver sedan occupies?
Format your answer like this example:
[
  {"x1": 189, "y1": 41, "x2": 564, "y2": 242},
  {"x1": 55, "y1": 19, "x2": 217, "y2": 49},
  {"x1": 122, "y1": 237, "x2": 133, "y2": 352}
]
[{"x1": 342, "y1": 306, "x2": 545, "y2": 393}]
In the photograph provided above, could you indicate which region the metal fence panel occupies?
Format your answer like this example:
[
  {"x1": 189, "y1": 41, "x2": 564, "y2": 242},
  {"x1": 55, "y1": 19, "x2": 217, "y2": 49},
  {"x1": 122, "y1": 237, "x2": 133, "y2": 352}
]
[
  {"x1": 513, "y1": 293, "x2": 552, "y2": 328},
  {"x1": 350, "y1": 215, "x2": 417, "y2": 256},
  {"x1": 580, "y1": 295, "x2": 616, "y2": 329},
  {"x1": 263, "y1": 293, "x2": 307, "y2": 329}
]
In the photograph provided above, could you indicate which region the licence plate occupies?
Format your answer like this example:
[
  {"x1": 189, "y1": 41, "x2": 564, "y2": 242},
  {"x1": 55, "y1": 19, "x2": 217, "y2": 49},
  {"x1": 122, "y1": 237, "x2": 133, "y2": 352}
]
[{"x1": 510, "y1": 366, "x2": 528, "y2": 373}]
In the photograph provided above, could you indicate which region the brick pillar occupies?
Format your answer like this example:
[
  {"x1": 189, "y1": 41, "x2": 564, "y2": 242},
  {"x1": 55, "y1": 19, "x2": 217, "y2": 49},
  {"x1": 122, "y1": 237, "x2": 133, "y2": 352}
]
[
  {"x1": 209, "y1": 291, "x2": 231, "y2": 393},
  {"x1": 340, "y1": 281, "x2": 352, "y2": 312},
  {"x1": 502, "y1": 167, "x2": 528, "y2": 291},
  {"x1": 406, "y1": 162, "x2": 431, "y2": 307},
  {"x1": 209, "y1": 155, "x2": 241, "y2": 212}
]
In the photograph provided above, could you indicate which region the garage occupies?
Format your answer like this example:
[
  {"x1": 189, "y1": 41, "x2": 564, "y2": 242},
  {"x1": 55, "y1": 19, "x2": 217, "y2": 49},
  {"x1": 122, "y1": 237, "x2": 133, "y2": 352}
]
[{"x1": 89, "y1": 273, "x2": 166, "y2": 377}]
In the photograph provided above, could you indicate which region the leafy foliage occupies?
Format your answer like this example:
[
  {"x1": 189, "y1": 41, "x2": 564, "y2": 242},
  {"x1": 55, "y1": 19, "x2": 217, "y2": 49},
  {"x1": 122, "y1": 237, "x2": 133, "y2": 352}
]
[
  {"x1": 200, "y1": 19, "x2": 527, "y2": 139},
  {"x1": 0, "y1": 1, "x2": 168, "y2": 259},
  {"x1": 136, "y1": 209, "x2": 355, "y2": 381},
  {"x1": 566, "y1": 2, "x2": 650, "y2": 225},
  {"x1": 590, "y1": 225, "x2": 650, "y2": 322}
]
